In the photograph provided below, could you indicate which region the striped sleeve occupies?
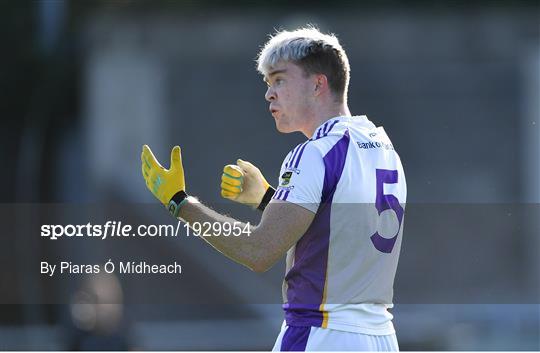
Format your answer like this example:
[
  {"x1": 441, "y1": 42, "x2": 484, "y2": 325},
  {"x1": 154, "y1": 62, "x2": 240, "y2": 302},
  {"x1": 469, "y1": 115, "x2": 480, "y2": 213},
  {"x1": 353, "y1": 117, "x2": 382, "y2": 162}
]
[{"x1": 273, "y1": 142, "x2": 324, "y2": 213}]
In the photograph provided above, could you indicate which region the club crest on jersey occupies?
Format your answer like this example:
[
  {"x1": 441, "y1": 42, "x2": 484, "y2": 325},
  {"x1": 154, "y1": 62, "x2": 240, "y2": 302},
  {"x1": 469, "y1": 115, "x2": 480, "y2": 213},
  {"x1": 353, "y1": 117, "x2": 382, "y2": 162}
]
[{"x1": 280, "y1": 171, "x2": 292, "y2": 186}]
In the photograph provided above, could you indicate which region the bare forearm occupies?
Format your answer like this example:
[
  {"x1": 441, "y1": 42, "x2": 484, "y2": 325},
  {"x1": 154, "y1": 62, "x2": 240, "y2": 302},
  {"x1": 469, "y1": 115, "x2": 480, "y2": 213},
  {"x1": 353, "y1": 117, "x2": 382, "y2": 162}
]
[
  {"x1": 177, "y1": 197, "x2": 268, "y2": 271},
  {"x1": 140, "y1": 144, "x2": 307, "y2": 272}
]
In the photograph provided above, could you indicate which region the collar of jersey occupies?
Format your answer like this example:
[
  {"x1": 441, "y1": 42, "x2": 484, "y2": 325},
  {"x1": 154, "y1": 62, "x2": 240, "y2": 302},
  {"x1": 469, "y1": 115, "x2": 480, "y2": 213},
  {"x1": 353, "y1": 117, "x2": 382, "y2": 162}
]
[{"x1": 310, "y1": 115, "x2": 368, "y2": 140}]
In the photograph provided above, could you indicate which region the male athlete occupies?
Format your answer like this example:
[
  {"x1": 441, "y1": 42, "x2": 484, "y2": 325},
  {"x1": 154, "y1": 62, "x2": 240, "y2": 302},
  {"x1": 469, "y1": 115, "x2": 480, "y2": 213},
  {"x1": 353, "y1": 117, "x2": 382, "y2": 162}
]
[{"x1": 141, "y1": 27, "x2": 406, "y2": 351}]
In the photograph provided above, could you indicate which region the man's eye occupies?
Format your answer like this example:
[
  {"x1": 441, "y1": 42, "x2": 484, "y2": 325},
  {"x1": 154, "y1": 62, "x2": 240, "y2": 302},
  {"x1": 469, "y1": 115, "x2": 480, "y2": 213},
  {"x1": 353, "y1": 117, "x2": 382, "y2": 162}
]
[{"x1": 275, "y1": 78, "x2": 283, "y2": 85}]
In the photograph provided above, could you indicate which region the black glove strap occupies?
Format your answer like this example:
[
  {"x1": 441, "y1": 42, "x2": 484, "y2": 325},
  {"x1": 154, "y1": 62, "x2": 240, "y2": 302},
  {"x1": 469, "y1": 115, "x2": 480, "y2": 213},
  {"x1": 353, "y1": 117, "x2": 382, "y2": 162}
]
[
  {"x1": 168, "y1": 190, "x2": 188, "y2": 218},
  {"x1": 257, "y1": 186, "x2": 276, "y2": 212}
]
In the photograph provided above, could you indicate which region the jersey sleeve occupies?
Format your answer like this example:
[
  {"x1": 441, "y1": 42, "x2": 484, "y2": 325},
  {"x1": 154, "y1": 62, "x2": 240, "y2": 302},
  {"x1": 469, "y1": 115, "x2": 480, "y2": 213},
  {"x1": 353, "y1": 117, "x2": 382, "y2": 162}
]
[{"x1": 273, "y1": 142, "x2": 324, "y2": 213}]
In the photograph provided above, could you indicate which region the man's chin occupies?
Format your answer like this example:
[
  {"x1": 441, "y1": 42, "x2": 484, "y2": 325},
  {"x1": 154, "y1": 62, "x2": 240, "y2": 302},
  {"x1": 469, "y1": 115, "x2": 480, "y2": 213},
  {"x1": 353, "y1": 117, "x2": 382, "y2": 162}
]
[
  {"x1": 275, "y1": 121, "x2": 294, "y2": 134},
  {"x1": 276, "y1": 125, "x2": 292, "y2": 134}
]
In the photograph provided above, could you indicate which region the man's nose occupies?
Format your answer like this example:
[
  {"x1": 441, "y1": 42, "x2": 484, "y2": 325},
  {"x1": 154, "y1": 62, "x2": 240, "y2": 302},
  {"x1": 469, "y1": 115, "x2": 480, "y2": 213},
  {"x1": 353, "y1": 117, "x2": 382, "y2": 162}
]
[{"x1": 265, "y1": 86, "x2": 276, "y2": 102}]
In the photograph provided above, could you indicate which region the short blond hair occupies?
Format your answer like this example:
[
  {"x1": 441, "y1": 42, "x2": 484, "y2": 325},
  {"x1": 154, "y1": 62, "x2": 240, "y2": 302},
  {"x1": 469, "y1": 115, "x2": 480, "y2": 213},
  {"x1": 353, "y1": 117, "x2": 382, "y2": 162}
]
[{"x1": 257, "y1": 26, "x2": 350, "y2": 102}]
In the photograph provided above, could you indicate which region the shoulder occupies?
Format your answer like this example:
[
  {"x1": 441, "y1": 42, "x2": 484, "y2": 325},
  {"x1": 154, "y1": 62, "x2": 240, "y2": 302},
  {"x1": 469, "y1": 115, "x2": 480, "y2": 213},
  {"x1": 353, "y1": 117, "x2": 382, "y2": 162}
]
[{"x1": 282, "y1": 140, "x2": 322, "y2": 171}]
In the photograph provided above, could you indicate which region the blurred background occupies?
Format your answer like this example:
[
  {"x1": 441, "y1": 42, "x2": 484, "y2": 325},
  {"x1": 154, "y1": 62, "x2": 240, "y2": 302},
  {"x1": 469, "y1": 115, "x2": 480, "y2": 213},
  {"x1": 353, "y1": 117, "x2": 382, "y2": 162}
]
[{"x1": 1, "y1": 0, "x2": 539, "y2": 350}]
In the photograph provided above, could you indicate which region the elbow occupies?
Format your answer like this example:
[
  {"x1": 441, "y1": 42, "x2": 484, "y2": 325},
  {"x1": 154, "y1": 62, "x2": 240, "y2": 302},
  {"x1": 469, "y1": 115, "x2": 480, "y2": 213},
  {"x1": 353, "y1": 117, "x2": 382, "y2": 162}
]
[
  {"x1": 249, "y1": 258, "x2": 274, "y2": 273},
  {"x1": 251, "y1": 264, "x2": 270, "y2": 273}
]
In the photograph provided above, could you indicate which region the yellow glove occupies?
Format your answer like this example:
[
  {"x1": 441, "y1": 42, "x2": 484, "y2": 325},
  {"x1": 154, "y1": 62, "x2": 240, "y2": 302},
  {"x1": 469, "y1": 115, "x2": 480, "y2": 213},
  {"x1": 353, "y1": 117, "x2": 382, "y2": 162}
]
[
  {"x1": 221, "y1": 159, "x2": 275, "y2": 210},
  {"x1": 141, "y1": 145, "x2": 187, "y2": 217}
]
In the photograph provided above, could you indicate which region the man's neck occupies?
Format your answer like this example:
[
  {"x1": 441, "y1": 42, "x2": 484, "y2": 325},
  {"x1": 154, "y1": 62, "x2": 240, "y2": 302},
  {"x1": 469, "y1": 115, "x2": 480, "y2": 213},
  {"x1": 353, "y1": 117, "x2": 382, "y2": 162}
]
[{"x1": 302, "y1": 103, "x2": 351, "y2": 138}]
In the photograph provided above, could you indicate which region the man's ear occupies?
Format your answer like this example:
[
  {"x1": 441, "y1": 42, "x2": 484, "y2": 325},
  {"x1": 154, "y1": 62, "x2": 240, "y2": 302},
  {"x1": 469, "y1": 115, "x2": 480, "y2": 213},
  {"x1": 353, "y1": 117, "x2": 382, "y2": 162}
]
[{"x1": 314, "y1": 74, "x2": 328, "y2": 96}]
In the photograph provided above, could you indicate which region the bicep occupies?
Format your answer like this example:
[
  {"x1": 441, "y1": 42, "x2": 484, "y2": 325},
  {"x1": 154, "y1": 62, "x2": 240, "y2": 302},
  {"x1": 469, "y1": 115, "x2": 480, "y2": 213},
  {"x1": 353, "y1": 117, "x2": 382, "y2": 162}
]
[{"x1": 252, "y1": 199, "x2": 315, "y2": 270}]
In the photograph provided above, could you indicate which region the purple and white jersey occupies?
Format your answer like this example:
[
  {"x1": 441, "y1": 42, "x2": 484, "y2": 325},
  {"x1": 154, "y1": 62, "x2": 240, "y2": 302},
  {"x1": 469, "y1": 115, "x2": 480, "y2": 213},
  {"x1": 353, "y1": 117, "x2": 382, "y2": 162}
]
[{"x1": 273, "y1": 115, "x2": 407, "y2": 335}]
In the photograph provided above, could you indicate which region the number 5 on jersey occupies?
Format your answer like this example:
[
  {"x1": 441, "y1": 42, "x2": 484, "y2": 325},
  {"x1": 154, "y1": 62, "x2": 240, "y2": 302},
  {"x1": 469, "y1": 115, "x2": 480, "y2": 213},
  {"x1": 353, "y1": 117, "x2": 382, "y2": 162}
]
[{"x1": 371, "y1": 169, "x2": 404, "y2": 253}]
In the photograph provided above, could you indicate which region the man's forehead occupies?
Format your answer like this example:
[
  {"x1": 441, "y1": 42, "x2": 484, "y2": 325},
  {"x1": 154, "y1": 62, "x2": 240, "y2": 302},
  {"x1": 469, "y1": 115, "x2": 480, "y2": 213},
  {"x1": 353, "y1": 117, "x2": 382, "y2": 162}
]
[{"x1": 264, "y1": 62, "x2": 295, "y2": 81}]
